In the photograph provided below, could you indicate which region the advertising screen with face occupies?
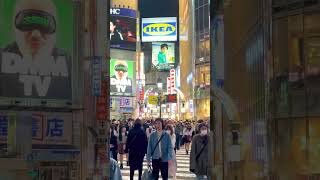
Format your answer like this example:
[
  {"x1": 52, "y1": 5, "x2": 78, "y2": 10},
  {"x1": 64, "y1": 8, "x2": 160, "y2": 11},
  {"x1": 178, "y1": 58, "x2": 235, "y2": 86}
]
[
  {"x1": 152, "y1": 42, "x2": 175, "y2": 71},
  {"x1": 0, "y1": 0, "x2": 73, "y2": 101},
  {"x1": 110, "y1": 8, "x2": 137, "y2": 50},
  {"x1": 110, "y1": 59, "x2": 135, "y2": 96}
]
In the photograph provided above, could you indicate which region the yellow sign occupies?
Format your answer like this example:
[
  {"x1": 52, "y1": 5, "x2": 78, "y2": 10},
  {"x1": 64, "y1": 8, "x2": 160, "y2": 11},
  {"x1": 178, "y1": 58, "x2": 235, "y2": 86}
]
[{"x1": 148, "y1": 95, "x2": 158, "y2": 105}]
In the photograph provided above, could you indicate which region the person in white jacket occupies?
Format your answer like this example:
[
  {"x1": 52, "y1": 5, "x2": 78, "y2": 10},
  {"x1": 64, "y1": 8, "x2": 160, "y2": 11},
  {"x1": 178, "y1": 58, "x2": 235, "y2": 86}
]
[{"x1": 166, "y1": 125, "x2": 177, "y2": 180}]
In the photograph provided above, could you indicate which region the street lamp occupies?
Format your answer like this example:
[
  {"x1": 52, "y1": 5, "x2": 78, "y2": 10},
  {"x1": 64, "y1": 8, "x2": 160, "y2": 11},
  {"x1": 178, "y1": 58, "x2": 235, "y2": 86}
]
[{"x1": 157, "y1": 78, "x2": 163, "y2": 118}]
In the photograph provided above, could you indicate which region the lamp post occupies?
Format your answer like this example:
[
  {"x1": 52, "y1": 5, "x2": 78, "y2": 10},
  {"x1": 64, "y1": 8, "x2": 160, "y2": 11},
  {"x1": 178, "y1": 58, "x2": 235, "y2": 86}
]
[{"x1": 157, "y1": 78, "x2": 163, "y2": 118}]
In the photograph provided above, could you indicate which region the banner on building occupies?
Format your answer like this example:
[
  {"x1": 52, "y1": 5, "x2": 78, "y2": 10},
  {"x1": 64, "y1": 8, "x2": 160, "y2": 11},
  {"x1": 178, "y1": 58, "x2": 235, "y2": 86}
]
[
  {"x1": 96, "y1": 81, "x2": 107, "y2": 121},
  {"x1": 0, "y1": 0, "x2": 74, "y2": 101},
  {"x1": 110, "y1": 59, "x2": 136, "y2": 96},
  {"x1": 110, "y1": 97, "x2": 133, "y2": 108},
  {"x1": 91, "y1": 56, "x2": 102, "y2": 96},
  {"x1": 142, "y1": 17, "x2": 177, "y2": 42},
  {"x1": 148, "y1": 95, "x2": 158, "y2": 105},
  {"x1": 167, "y1": 69, "x2": 176, "y2": 94},
  {"x1": 109, "y1": 8, "x2": 137, "y2": 50},
  {"x1": 152, "y1": 42, "x2": 175, "y2": 71},
  {"x1": 0, "y1": 112, "x2": 73, "y2": 146}
]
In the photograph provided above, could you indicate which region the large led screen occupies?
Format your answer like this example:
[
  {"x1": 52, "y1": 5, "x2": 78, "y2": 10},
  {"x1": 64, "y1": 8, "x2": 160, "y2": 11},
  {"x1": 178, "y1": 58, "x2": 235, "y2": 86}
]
[
  {"x1": 110, "y1": 59, "x2": 135, "y2": 96},
  {"x1": 141, "y1": 17, "x2": 177, "y2": 42},
  {"x1": 110, "y1": 8, "x2": 137, "y2": 50},
  {"x1": 152, "y1": 42, "x2": 175, "y2": 71},
  {"x1": 0, "y1": 0, "x2": 73, "y2": 100}
]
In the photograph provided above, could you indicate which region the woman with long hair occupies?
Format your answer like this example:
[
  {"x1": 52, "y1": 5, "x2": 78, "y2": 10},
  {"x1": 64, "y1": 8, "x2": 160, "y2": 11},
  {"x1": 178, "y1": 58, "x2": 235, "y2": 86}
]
[
  {"x1": 118, "y1": 125, "x2": 128, "y2": 169},
  {"x1": 110, "y1": 126, "x2": 118, "y2": 161},
  {"x1": 166, "y1": 125, "x2": 177, "y2": 180},
  {"x1": 183, "y1": 124, "x2": 193, "y2": 155}
]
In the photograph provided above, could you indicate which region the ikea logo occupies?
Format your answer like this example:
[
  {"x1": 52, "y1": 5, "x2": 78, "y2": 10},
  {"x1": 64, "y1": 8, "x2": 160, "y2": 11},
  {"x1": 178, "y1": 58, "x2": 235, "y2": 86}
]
[{"x1": 143, "y1": 23, "x2": 176, "y2": 36}]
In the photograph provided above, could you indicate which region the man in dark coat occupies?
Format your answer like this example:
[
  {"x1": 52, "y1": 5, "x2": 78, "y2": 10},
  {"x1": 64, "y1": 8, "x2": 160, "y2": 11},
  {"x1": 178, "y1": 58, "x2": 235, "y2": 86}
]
[{"x1": 125, "y1": 119, "x2": 148, "y2": 180}]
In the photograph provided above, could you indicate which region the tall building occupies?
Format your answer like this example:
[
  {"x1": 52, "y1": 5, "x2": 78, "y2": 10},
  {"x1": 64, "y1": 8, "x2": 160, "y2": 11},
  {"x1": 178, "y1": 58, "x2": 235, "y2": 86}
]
[
  {"x1": 211, "y1": 0, "x2": 320, "y2": 179},
  {"x1": 179, "y1": 0, "x2": 195, "y2": 120},
  {"x1": 210, "y1": 0, "x2": 271, "y2": 179},
  {"x1": 270, "y1": 0, "x2": 320, "y2": 179},
  {"x1": 193, "y1": 0, "x2": 211, "y2": 120}
]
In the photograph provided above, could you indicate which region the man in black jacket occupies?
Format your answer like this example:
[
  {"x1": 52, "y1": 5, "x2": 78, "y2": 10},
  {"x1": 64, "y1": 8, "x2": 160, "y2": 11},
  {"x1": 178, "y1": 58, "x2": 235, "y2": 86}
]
[{"x1": 125, "y1": 119, "x2": 148, "y2": 180}]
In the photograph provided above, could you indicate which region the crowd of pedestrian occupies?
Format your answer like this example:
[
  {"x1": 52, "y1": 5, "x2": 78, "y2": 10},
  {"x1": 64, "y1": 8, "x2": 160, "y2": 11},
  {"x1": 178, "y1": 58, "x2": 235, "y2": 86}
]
[{"x1": 109, "y1": 117, "x2": 210, "y2": 180}]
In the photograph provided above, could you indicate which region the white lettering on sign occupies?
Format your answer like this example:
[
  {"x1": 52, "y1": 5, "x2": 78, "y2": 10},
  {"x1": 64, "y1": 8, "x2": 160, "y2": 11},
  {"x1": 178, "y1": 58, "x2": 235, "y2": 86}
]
[
  {"x1": 110, "y1": 78, "x2": 132, "y2": 93},
  {"x1": 110, "y1": 9, "x2": 121, "y2": 15},
  {"x1": 169, "y1": 69, "x2": 175, "y2": 94},
  {"x1": 1, "y1": 52, "x2": 69, "y2": 97},
  {"x1": 167, "y1": 77, "x2": 171, "y2": 94}
]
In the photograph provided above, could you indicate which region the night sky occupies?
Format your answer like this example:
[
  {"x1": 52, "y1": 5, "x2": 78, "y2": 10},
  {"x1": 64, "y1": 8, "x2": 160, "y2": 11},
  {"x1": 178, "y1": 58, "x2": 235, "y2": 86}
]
[{"x1": 139, "y1": 0, "x2": 179, "y2": 18}]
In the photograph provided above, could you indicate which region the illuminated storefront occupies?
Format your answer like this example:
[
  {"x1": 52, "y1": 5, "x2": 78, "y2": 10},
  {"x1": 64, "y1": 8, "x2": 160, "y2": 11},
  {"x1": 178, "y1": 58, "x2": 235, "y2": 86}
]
[{"x1": 194, "y1": 0, "x2": 210, "y2": 120}]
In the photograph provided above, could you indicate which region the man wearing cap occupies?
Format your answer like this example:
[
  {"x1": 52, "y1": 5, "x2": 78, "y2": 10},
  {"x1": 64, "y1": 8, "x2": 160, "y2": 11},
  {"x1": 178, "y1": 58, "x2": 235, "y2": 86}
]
[
  {"x1": 190, "y1": 123, "x2": 209, "y2": 180},
  {"x1": 110, "y1": 60, "x2": 133, "y2": 94},
  {"x1": 0, "y1": 0, "x2": 71, "y2": 99}
]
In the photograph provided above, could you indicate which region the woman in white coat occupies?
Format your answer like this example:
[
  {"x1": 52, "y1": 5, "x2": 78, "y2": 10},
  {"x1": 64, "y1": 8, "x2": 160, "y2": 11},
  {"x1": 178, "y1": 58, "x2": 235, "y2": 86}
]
[{"x1": 166, "y1": 125, "x2": 177, "y2": 180}]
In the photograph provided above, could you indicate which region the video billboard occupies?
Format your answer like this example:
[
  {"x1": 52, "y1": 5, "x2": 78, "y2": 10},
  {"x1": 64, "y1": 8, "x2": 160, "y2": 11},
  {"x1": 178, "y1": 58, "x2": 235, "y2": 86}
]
[
  {"x1": 110, "y1": 59, "x2": 135, "y2": 96},
  {"x1": 110, "y1": 8, "x2": 137, "y2": 50},
  {"x1": 0, "y1": 0, "x2": 74, "y2": 100},
  {"x1": 142, "y1": 17, "x2": 177, "y2": 42},
  {"x1": 152, "y1": 43, "x2": 175, "y2": 71}
]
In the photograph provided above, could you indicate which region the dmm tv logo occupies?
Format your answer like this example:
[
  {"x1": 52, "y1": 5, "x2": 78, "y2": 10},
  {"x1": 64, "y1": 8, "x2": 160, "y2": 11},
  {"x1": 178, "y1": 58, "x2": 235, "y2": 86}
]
[{"x1": 143, "y1": 22, "x2": 176, "y2": 36}]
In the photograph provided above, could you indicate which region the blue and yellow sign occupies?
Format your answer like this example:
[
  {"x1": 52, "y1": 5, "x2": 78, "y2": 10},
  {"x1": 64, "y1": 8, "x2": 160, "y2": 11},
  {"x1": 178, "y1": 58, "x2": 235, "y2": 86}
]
[{"x1": 142, "y1": 17, "x2": 177, "y2": 42}]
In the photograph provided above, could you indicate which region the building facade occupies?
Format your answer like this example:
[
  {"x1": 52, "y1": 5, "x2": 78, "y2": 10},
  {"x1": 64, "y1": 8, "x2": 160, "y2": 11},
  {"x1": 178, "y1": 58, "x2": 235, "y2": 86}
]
[
  {"x1": 194, "y1": 0, "x2": 211, "y2": 120},
  {"x1": 210, "y1": 0, "x2": 271, "y2": 179},
  {"x1": 270, "y1": 0, "x2": 320, "y2": 179},
  {"x1": 211, "y1": 0, "x2": 320, "y2": 179}
]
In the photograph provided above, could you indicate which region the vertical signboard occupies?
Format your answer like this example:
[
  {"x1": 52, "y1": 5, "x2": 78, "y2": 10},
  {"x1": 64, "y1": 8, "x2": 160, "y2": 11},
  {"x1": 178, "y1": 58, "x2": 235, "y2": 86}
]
[
  {"x1": 91, "y1": 56, "x2": 102, "y2": 96},
  {"x1": 96, "y1": 81, "x2": 107, "y2": 121},
  {"x1": 169, "y1": 69, "x2": 176, "y2": 94},
  {"x1": 0, "y1": 0, "x2": 74, "y2": 101}
]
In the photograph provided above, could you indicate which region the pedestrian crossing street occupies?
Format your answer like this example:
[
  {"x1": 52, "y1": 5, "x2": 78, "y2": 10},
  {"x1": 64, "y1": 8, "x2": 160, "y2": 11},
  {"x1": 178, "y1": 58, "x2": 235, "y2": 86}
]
[{"x1": 120, "y1": 149, "x2": 196, "y2": 180}]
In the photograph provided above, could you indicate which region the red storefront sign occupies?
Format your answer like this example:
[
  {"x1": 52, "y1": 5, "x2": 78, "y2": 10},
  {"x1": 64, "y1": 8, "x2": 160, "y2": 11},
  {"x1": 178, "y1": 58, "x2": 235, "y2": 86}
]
[{"x1": 96, "y1": 80, "x2": 107, "y2": 121}]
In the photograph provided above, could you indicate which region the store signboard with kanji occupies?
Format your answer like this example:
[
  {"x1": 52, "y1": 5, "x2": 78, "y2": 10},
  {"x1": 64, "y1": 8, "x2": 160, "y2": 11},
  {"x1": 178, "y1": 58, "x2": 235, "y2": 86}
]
[{"x1": 0, "y1": 112, "x2": 72, "y2": 146}]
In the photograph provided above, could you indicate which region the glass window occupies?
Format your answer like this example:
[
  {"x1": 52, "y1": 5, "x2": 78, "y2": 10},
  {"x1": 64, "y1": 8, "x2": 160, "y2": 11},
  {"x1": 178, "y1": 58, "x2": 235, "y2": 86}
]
[
  {"x1": 288, "y1": 15, "x2": 306, "y2": 117},
  {"x1": 304, "y1": 14, "x2": 320, "y2": 116},
  {"x1": 273, "y1": 18, "x2": 290, "y2": 117}
]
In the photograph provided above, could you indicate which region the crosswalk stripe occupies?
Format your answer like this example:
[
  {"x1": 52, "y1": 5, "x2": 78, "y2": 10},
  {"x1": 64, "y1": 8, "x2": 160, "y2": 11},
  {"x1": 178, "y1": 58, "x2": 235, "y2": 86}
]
[{"x1": 119, "y1": 148, "x2": 196, "y2": 179}]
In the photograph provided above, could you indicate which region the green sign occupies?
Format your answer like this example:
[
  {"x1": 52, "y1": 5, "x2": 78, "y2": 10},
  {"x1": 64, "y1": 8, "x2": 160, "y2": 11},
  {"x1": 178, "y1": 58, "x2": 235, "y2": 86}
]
[
  {"x1": 0, "y1": 0, "x2": 74, "y2": 100},
  {"x1": 110, "y1": 59, "x2": 135, "y2": 96}
]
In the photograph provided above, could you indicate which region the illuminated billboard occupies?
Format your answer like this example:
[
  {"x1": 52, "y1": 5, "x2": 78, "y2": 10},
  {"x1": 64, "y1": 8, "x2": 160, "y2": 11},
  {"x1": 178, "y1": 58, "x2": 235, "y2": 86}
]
[
  {"x1": 110, "y1": 8, "x2": 137, "y2": 50},
  {"x1": 152, "y1": 43, "x2": 175, "y2": 71},
  {"x1": 110, "y1": 59, "x2": 135, "y2": 96},
  {"x1": 141, "y1": 17, "x2": 177, "y2": 42},
  {"x1": 0, "y1": 0, "x2": 73, "y2": 101}
]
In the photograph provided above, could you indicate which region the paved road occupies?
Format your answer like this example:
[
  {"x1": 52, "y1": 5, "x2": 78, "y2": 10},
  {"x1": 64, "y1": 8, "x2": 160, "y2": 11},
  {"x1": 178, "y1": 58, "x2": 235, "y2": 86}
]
[{"x1": 120, "y1": 148, "x2": 196, "y2": 180}]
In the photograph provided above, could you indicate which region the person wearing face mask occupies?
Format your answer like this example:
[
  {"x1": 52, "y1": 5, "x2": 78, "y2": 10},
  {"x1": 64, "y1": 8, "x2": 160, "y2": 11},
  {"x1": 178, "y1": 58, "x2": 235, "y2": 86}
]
[
  {"x1": 166, "y1": 125, "x2": 177, "y2": 180},
  {"x1": 190, "y1": 123, "x2": 209, "y2": 180}
]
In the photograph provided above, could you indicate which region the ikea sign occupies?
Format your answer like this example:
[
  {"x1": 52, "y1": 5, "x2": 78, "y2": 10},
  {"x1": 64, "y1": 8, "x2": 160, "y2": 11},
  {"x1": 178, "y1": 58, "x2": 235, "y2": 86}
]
[{"x1": 142, "y1": 17, "x2": 177, "y2": 42}]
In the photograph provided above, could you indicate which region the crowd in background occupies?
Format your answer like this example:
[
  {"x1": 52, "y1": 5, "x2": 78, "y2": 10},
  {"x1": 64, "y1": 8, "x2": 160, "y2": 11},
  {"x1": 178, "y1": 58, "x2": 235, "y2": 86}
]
[{"x1": 109, "y1": 118, "x2": 210, "y2": 180}]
